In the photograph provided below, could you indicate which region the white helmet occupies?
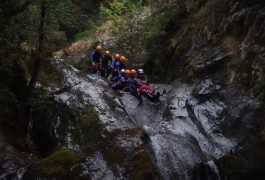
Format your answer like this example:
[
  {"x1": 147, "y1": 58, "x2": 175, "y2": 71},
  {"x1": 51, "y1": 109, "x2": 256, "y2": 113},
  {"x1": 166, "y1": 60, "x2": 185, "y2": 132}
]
[
  {"x1": 138, "y1": 69, "x2": 144, "y2": 74},
  {"x1": 121, "y1": 69, "x2": 125, "y2": 73}
]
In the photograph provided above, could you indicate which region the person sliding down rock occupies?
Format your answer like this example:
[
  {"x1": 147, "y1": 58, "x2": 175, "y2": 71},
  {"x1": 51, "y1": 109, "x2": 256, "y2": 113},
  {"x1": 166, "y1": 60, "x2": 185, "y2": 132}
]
[
  {"x1": 130, "y1": 69, "x2": 166, "y2": 104},
  {"x1": 138, "y1": 85, "x2": 160, "y2": 102}
]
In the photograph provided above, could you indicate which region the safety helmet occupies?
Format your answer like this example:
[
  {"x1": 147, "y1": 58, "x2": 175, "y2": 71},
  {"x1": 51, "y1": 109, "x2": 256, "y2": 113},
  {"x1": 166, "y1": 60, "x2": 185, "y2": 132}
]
[
  {"x1": 120, "y1": 56, "x2": 127, "y2": 63},
  {"x1": 96, "y1": 45, "x2": 101, "y2": 51},
  {"x1": 125, "y1": 69, "x2": 131, "y2": 74},
  {"x1": 121, "y1": 69, "x2": 125, "y2": 73},
  {"x1": 114, "y1": 54, "x2": 120, "y2": 59},
  {"x1": 131, "y1": 69, "x2": 137, "y2": 74},
  {"x1": 105, "y1": 50, "x2": 110, "y2": 56},
  {"x1": 138, "y1": 69, "x2": 144, "y2": 74}
]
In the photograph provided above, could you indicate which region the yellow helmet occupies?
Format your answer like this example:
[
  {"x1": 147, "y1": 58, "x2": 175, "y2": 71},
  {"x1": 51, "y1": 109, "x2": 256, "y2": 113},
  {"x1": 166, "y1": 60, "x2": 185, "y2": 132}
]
[
  {"x1": 120, "y1": 56, "x2": 127, "y2": 63},
  {"x1": 105, "y1": 50, "x2": 110, "y2": 56},
  {"x1": 131, "y1": 69, "x2": 137, "y2": 74},
  {"x1": 96, "y1": 45, "x2": 101, "y2": 51},
  {"x1": 125, "y1": 69, "x2": 131, "y2": 74},
  {"x1": 114, "y1": 54, "x2": 120, "y2": 59}
]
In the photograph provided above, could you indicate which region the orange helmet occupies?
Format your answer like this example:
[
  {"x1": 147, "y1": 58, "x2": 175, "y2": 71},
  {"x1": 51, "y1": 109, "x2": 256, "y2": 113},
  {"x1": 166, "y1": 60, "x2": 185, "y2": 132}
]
[
  {"x1": 114, "y1": 54, "x2": 120, "y2": 59},
  {"x1": 96, "y1": 45, "x2": 101, "y2": 51},
  {"x1": 120, "y1": 56, "x2": 127, "y2": 63},
  {"x1": 131, "y1": 69, "x2": 137, "y2": 74},
  {"x1": 125, "y1": 69, "x2": 131, "y2": 74},
  {"x1": 105, "y1": 50, "x2": 110, "y2": 56}
]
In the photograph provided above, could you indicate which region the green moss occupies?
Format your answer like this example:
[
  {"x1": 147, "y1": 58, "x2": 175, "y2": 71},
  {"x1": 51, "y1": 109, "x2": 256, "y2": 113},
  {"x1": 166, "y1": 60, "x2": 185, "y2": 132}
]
[
  {"x1": 79, "y1": 106, "x2": 99, "y2": 129},
  {"x1": 77, "y1": 106, "x2": 104, "y2": 153},
  {"x1": 25, "y1": 149, "x2": 84, "y2": 178}
]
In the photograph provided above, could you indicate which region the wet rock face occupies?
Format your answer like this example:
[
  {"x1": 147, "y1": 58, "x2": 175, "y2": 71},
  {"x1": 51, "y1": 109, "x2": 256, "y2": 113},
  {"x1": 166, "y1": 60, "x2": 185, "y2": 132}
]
[
  {"x1": 0, "y1": 135, "x2": 28, "y2": 179},
  {"x1": 120, "y1": 77, "x2": 264, "y2": 179},
  {"x1": 1, "y1": 55, "x2": 260, "y2": 179},
  {"x1": 22, "y1": 58, "x2": 161, "y2": 179},
  {"x1": 188, "y1": 46, "x2": 230, "y2": 75}
]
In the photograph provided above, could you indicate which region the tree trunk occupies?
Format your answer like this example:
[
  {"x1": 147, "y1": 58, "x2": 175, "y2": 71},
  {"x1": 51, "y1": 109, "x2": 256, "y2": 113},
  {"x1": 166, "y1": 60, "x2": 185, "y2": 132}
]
[
  {"x1": 27, "y1": 1, "x2": 47, "y2": 96},
  {"x1": 21, "y1": 1, "x2": 47, "y2": 146}
]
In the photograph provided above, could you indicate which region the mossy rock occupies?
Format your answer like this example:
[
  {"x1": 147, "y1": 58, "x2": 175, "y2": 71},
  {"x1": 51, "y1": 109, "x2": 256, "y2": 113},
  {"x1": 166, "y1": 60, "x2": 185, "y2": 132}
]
[
  {"x1": 77, "y1": 106, "x2": 104, "y2": 153},
  {"x1": 24, "y1": 149, "x2": 85, "y2": 179},
  {"x1": 216, "y1": 154, "x2": 246, "y2": 180}
]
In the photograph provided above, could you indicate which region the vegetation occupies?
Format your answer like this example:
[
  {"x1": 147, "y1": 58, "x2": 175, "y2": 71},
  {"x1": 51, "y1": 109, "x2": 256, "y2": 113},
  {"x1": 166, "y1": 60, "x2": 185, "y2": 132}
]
[
  {"x1": 1, "y1": 0, "x2": 265, "y2": 179},
  {"x1": 0, "y1": 0, "x2": 105, "y2": 149},
  {"x1": 24, "y1": 149, "x2": 85, "y2": 178}
]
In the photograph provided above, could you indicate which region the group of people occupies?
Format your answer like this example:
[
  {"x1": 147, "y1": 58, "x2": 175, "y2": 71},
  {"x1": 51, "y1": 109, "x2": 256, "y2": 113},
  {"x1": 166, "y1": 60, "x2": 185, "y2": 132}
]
[{"x1": 90, "y1": 45, "x2": 162, "y2": 104}]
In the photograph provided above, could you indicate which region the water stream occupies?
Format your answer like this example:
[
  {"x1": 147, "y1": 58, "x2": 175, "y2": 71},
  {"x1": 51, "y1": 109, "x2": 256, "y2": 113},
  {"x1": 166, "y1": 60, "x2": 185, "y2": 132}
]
[
  {"x1": 1, "y1": 57, "x2": 260, "y2": 179},
  {"x1": 51, "y1": 57, "x2": 238, "y2": 179}
]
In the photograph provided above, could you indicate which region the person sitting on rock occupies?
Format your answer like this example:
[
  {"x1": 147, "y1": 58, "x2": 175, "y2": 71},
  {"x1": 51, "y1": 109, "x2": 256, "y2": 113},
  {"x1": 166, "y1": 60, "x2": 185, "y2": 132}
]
[
  {"x1": 135, "y1": 69, "x2": 148, "y2": 86},
  {"x1": 120, "y1": 69, "x2": 132, "y2": 91},
  {"x1": 111, "y1": 69, "x2": 125, "y2": 84},
  {"x1": 111, "y1": 69, "x2": 126, "y2": 90},
  {"x1": 129, "y1": 69, "x2": 143, "y2": 104}
]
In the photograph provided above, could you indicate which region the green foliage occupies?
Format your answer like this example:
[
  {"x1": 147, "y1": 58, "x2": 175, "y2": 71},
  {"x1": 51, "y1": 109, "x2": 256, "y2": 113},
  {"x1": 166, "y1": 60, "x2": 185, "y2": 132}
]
[
  {"x1": 100, "y1": 0, "x2": 142, "y2": 22},
  {"x1": 75, "y1": 29, "x2": 96, "y2": 41},
  {"x1": 98, "y1": 0, "x2": 176, "y2": 70}
]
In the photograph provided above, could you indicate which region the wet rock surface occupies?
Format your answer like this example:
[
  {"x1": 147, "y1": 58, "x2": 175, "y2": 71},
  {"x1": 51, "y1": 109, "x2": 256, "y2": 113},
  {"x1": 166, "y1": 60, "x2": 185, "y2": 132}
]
[
  {"x1": 0, "y1": 134, "x2": 28, "y2": 179},
  {"x1": 1, "y1": 56, "x2": 264, "y2": 179}
]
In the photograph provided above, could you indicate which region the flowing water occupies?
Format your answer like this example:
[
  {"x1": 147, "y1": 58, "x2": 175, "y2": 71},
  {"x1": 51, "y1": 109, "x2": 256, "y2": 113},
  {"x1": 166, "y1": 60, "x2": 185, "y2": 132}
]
[
  {"x1": 1, "y1": 57, "x2": 260, "y2": 179},
  {"x1": 51, "y1": 57, "x2": 237, "y2": 179}
]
